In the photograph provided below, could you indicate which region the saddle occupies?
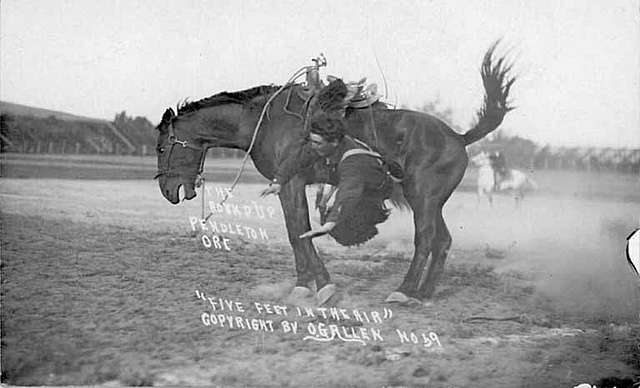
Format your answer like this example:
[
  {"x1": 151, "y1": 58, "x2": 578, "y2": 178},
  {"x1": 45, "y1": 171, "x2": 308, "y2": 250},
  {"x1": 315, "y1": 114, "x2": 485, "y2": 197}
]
[
  {"x1": 286, "y1": 75, "x2": 404, "y2": 182},
  {"x1": 326, "y1": 75, "x2": 382, "y2": 109},
  {"x1": 294, "y1": 76, "x2": 382, "y2": 113}
]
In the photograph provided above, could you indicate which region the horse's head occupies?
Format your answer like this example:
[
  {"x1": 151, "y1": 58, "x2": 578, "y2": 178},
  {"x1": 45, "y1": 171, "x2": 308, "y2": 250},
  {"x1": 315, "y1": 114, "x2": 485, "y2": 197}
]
[
  {"x1": 154, "y1": 108, "x2": 206, "y2": 204},
  {"x1": 154, "y1": 86, "x2": 283, "y2": 204}
]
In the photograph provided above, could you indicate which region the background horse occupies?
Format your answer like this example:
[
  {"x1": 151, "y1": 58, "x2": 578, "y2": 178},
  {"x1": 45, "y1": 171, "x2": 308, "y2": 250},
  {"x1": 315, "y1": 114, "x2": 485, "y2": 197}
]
[
  {"x1": 497, "y1": 167, "x2": 538, "y2": 204},
  {"x1": 154, "y1": 42, "x2": 515, "y2": 305},
  {"x1": 471, "y1": 151, "x2": 537, "y2": 206}
]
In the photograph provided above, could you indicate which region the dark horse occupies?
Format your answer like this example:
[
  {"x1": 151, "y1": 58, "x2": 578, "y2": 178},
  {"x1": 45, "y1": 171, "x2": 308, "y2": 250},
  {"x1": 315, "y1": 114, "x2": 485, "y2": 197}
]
[{"x1": 155, "y1": 43, "x2": 514, "y2": 305}]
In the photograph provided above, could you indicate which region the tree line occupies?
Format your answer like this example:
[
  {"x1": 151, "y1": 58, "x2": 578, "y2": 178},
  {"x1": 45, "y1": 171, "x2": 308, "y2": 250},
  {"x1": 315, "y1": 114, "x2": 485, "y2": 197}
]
[{"x1": 1, "y1": 104, "x2": 637, "y2": 174}]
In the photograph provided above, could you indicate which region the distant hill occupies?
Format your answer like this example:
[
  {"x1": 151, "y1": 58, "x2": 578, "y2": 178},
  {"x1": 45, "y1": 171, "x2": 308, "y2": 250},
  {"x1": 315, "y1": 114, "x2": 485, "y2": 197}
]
[
  {"x1": 0, "y1": 101, "x2": 143, "y2": 154},
  {"x1": 0, "y1": 101, "x2": 108, "y2": 123}
]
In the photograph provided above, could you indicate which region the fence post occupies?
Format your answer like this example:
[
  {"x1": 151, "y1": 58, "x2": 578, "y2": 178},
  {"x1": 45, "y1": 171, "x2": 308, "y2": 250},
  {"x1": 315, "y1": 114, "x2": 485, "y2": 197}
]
[
  {"x1": 141, "y1": 144, "x2": 147, "y2": 156},
  {"x1": 48, "y1": 142, "x2": 54, "y2": 153},
  {"x1": 75, "y1": 142, "x2": 81, "y2": 154}
]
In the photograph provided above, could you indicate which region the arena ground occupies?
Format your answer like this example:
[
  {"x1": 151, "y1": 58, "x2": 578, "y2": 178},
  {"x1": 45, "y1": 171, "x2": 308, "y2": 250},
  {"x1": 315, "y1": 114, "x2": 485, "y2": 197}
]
[{"x1": 1, "y1": 154, "x2": 639, "y2": 387}]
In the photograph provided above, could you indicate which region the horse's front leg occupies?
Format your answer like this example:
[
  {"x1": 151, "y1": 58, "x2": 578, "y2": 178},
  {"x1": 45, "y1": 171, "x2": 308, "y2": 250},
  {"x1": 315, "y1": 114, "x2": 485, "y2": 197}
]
[{"x1": 278, "y1": 176, "x2": 335, "y2": 304}]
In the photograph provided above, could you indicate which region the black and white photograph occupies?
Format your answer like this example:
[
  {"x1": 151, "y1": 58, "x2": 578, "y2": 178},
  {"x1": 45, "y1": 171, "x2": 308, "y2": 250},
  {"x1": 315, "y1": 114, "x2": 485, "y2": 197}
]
[{"x1": 1, "y1": 1, "x2": 639, "y2": 387}]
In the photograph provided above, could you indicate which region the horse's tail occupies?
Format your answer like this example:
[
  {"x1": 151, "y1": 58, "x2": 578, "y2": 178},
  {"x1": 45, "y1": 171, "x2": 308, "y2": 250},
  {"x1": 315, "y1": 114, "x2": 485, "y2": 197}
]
[{"x1": 463, "y1": 41, "x2": 516, "y2": 146}]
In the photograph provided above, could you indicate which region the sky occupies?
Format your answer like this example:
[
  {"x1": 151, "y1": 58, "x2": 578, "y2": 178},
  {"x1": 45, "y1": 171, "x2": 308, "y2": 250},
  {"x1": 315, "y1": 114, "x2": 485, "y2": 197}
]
[{"x1": 1, "y1": 0, "x2": 638, "y2": 148}]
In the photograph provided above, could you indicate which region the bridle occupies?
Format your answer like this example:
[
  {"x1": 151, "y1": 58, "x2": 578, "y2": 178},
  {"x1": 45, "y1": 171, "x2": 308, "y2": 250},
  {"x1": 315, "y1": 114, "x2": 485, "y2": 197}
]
[
  {"x1": 154, "y1": 118, "x2": 209, "y2": 182},
  {"x1": 154, "y1": 58, "x2": 325, "y2": 218}
]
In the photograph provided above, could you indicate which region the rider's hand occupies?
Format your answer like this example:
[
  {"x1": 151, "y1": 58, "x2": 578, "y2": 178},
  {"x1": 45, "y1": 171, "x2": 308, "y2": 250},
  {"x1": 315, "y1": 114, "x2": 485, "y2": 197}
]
[
  {"x1": 299, "y1": 222, "x2": 336, "y2": 239},
  {"x1": 260, "y1": 183, "x2": 281, "y2": 197}
]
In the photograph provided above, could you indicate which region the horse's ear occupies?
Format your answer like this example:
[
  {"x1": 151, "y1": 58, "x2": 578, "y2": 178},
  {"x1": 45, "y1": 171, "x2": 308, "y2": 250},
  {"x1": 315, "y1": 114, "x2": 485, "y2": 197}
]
[{"x1": 161, "y1": 108, "x2": 176, "y2": 124}]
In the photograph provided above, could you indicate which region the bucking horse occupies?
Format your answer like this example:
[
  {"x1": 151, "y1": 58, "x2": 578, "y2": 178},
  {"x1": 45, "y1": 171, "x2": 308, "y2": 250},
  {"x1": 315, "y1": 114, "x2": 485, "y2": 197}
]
[{"x1": 154, "y1": 42, "x2": 515, "y2": 305}]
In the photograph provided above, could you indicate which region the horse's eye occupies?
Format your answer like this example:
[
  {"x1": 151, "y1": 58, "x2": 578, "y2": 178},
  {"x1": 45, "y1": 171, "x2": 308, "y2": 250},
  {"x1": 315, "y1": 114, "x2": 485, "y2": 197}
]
[{"x1": 158, "y1": 147, "x2": 165, "y2": 154}]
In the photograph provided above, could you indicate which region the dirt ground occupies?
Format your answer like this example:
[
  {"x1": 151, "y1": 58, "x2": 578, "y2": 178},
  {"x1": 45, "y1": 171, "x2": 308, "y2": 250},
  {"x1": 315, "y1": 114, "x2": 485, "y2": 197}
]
[{"x1": 1, "y1": 155, "x2": 640, "y2": 387}]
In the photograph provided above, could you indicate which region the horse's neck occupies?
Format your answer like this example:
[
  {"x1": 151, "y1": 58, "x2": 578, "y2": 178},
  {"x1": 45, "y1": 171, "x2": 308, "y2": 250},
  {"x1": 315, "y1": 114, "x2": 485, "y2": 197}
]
[{"x1": 196, "y1": 104, "x2": 251, "y2": 149}]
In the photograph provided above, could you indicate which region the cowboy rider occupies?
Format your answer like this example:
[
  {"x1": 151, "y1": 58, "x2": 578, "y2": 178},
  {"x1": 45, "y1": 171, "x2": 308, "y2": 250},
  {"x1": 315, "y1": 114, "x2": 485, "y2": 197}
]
[
  {"x1": 489, "y1": 151, "x2": 508, "y2": 188},
  {"x1": 260, "y1": 113, "x2": 392, "y2": 244}
]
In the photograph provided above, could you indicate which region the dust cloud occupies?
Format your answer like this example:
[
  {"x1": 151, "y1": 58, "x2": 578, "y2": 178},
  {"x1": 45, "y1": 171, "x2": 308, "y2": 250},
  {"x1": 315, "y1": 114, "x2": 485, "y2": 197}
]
[
  {"x1": 374, "y1": 185, "x2": 640, "y2": 323},
  {"x1": 532, "y1": 213, "x2": 640, "y2": 322}
]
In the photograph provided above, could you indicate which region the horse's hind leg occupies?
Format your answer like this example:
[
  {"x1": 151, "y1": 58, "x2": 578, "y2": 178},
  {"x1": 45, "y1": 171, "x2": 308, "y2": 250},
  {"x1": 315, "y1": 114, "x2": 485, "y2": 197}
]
[
  {"x1": 416, "y1": 158, "x2": 466, "y2": 301},
  {"x1": 386, "y1": 191, "x2": 438, "y2": 303},
  {"x1": 418, "y1": 210, "x2": 451, "y2": 300}
]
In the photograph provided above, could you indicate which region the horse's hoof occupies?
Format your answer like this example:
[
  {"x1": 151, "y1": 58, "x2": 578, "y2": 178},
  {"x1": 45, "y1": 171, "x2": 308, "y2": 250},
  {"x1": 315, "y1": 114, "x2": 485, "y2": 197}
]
[
  {"x1": 385, "y1": 291, "x2": 410, "y2": 303},
  {"x1": 385, "y1": 292, "x2": 423, "y2": 306},
  {"x1": 316, "y1": 284, "x2": 336, "y2": 306},
  {"x1": 286, "y1": 286, "x2": 313, "y2": 304}
]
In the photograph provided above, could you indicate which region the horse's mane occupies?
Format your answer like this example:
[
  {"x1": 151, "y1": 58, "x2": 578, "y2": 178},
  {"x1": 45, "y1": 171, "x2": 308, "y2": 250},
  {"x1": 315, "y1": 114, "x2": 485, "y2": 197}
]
[{"x1": 177, "y1": 85, "x2": 282, "y2": 115}]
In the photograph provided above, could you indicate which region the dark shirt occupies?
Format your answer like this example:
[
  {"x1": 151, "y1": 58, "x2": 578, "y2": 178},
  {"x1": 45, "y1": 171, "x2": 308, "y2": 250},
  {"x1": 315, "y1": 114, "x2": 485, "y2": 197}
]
[{"x1": 273, "y1": 136, "x2": 389, "y2": 223}]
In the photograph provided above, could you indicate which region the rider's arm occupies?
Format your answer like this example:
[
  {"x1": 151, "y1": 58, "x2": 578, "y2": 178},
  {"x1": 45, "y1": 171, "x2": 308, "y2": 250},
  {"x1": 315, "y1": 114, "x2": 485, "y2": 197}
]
[{"x1": 272, "y1": 140, "x2": 320, "y2": 186}]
